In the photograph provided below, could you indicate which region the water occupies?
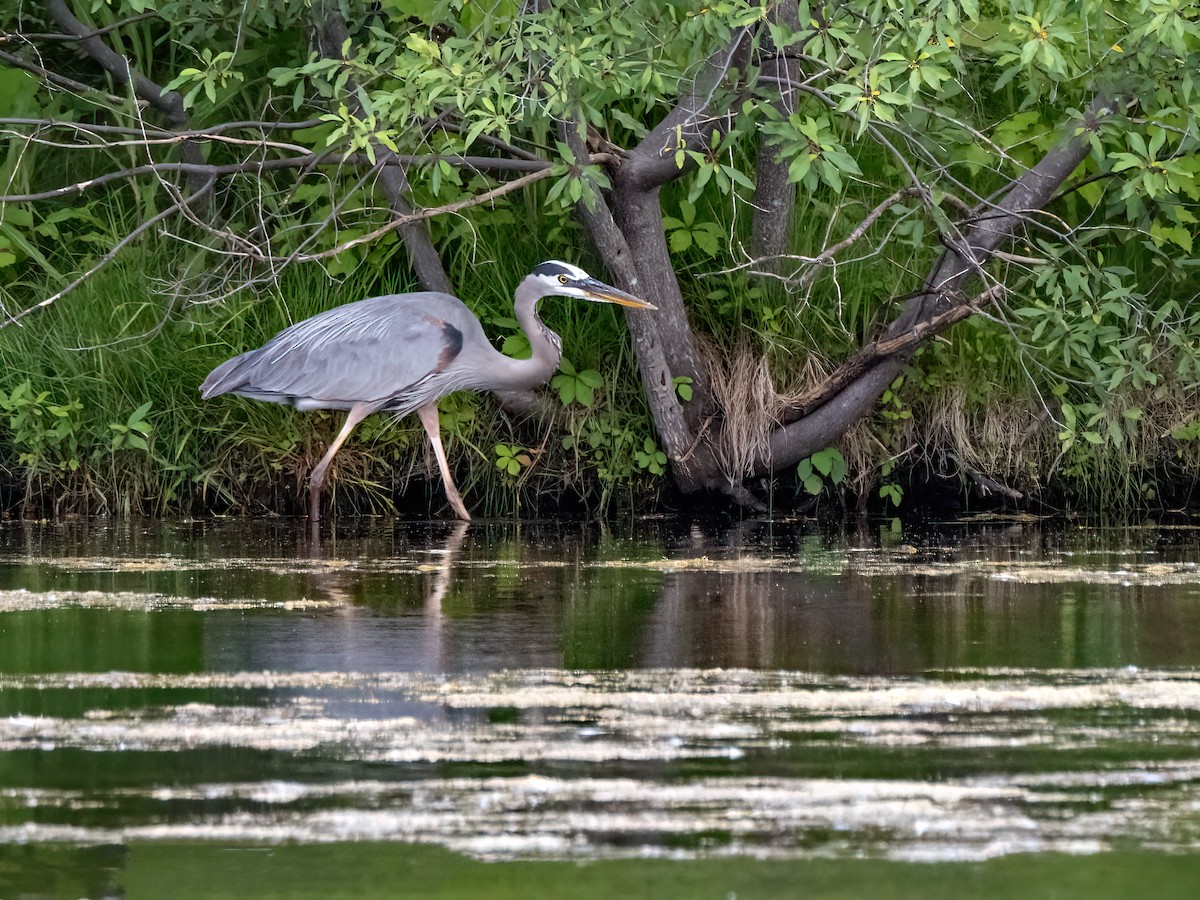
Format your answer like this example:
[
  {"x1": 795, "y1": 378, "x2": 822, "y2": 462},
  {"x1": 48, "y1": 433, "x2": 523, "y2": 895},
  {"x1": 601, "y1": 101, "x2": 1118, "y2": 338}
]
[{"x1": 2, "y1": 518, "x2": 1200, "y2": 898}]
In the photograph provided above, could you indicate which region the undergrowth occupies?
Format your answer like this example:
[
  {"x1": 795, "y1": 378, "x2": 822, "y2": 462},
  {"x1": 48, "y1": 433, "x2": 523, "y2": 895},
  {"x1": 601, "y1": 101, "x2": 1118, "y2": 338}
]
[
  {"x1": 0, "y1": 232, "x2": 669, "y2": 518},
  {"x1": 0, "y1": 216, "x2": 1197, "y2": 521}
]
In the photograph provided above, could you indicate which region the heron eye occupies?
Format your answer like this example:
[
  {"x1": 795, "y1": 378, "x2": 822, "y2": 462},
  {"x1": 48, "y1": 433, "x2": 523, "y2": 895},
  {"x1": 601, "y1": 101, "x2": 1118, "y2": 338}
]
[{"x1": 558, "y1": 275, "x2": 569, "y2": 285}]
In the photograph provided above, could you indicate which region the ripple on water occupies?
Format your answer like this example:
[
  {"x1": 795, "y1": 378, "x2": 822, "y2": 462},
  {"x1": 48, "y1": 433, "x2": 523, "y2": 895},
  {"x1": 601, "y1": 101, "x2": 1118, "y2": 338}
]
[
  {"x1": 4, "y1": 525, "x2": 1200, "y2": 864},
  {"x1": 1, "y1": 667, "x2": 1199, "y2": 861}
]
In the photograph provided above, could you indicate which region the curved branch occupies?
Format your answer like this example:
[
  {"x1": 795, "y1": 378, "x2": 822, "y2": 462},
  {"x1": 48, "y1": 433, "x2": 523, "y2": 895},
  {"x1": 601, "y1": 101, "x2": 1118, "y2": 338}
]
[
  {"x1": 0, "y1": 177, "x2": 216, "y2": 330},
  {"x1": 0, "y1": 151, "x2": 562, "y2": 203},
  {"x1": 0, "y1": 155, "x2": 336, "y2": 202},
  {"x1": 42, "y1": 0, "x2": 185, "y2": 125},
  {"x1": 421, "y1": 117, "x2": 545, "y2": 162},
  {"x1": 622, "y1": 25, "x2": 755, "y2": 190},
  {"x1": 784, "y1": 284, "x2": 1005, "y2": 419},
  {"x1": 0, "y1": 47, "x2": 134, "y2": 106},
  {"x1": 756, "y1": 99, "x2": 1112, "y2": 474},
  {"x1": 289, "y1": 167, "x2": 555, "y2": 263},
  {"x1": 793, "y1": 186, "x2": 923, "y2": 289},
  {"x1": 40, "y1": 0, "x2": 211, "y2": 201},
  {"x1": 0, "y1": 117, "x2": 329, "y2": 136}
]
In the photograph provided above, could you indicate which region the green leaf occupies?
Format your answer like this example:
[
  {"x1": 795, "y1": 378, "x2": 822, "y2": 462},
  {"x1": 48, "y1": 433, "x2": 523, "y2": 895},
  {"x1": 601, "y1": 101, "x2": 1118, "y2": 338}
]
[
  {"x1": 668, "y1": 230, "x2": 692, "y2": 253},
  {"x1": 692, "y1": 229, "x2": 720, "y2": 256},
  {"x1": 810, "y1": 448, "x2": 835, "y2": 476}
]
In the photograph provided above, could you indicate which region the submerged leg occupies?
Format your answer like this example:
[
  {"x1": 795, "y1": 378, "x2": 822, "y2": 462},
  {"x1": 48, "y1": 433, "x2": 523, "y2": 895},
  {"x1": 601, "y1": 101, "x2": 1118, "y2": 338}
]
[
  {"x1": 308, "y1": 402, "x2": 376, "y2": 522},
  {"x1": 416, "y1": 404, "x2": 471, "y2": 521}
]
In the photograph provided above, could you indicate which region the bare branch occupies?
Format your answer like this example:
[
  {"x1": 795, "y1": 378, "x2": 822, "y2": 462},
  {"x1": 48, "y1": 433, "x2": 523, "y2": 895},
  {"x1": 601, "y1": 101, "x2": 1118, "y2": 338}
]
[
  {"x1": 792, "y1": 187, "x2": 923, "y2": 289},
  {"x1": 42, "y1": 0, "x2": 186, "y2": 126},
  {"x1": 0, "y1": 178, "x2": 216, "y2": 330},
  {"x1": 0, "y1": 155, "x2": 334, "y2": 202},
  {"x1": 40, "y1": 0, "x2": 210, "y2": 199},
  {"x1": 0, "y1": 151, "x2": 560, "y2": 203},
  {"x1": 287, "y1": 167, "x2": 557, "y2": 263},
  {"x1": 560, "y1": 123, "x2": 711, "y2": 490},
  {"x1": 0, "y1": 48, "x2": 135, "y2": 106},
  {"x1": 171, "y1": 165, "x2": 564, "y2": 271},
  {"x1": 783, "y1": 284, "x2": 1006, "y2": 419},
  {"x1": 420, "y1": 117, "x2": 546, "y2": 162},
  {"x1": 15, "y1": 11, "x2": 159, "y2": 41}
]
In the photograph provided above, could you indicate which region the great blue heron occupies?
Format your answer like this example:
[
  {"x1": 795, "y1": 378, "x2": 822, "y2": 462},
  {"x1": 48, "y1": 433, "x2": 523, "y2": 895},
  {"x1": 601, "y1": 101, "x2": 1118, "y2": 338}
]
[{"x1": 200, "y1": 260, "x2": 653, "y2": 522}]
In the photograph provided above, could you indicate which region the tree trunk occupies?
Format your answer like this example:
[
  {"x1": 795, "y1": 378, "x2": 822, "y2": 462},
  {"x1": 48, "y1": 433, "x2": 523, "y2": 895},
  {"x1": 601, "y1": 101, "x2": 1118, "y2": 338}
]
[
  {"x1": 609, "y1": 174, "x2": 712, "y2": 428},
  {"x1": 563, "y1": 28, "x2": 756, "y2": 496},
  {"x1": 569, "y1": 170, "x2": 717, "y2": 494},
  {"x1": 749, "y1": 1, "x2": 800, "y2": 270}
]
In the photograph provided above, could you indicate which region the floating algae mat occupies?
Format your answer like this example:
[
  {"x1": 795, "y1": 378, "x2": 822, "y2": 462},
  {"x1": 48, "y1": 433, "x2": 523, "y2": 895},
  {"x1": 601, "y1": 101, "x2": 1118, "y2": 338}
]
[{"x1": 1, "y1": 519, "x2": 1200, "y2": 897}]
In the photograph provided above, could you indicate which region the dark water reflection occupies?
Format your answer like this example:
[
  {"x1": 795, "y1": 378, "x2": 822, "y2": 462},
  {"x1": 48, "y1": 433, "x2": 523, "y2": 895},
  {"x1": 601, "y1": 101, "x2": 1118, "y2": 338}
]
[{"x1": 2, "y1": 518, "x2": 1198, "y2": 676}]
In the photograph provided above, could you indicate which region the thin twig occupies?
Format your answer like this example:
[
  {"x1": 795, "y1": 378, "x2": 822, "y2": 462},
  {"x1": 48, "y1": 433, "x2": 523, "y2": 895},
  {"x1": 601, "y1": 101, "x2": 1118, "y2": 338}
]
[
  {"x1": 290, "y1": 167, "x2": 556, "y2": 263},
  {"x1": 0, "y1": 48, "x2": 136, "y2": 106},
  {"x1": 0, "y1": 177, "x2": 217, "y2": 330},
  {"x1": 0, "y1": 151, "x2": 570, "y2": 203},
  {"x1": 14, "y1": 11, "x2": 159, "y2": 41}
]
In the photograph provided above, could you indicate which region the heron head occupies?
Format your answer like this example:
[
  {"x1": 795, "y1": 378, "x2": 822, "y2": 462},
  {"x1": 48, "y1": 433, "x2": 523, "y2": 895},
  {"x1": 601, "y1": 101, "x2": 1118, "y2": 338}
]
[{"x1": 529, "y1": 261, "x2": 656, "y2": 309}]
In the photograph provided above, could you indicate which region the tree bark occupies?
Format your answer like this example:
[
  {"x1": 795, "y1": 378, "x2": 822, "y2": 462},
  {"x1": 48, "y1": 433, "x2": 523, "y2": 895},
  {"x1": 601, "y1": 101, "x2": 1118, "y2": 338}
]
[
  {"x1": 749, "y1": 1, "x2": 801, "y2": 270},
  {"x1": 608, "y1": 178, "x2": 712, "y2": 426},
  {"x1": 567, "y1": 26, "x2": 757, "y2": 494},
  {"x1": 563, "y1": 138, "x2": 716, "y2": 493}
]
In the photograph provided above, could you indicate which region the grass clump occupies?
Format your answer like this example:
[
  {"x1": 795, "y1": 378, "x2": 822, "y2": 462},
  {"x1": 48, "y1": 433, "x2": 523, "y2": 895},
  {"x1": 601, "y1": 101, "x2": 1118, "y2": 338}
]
[
  {"x1": 0, "y1": 203, "x2": 1196, "y2": 520},
  {"x1": 0, "y1": 230, "x2": 664, "y2": 519}
]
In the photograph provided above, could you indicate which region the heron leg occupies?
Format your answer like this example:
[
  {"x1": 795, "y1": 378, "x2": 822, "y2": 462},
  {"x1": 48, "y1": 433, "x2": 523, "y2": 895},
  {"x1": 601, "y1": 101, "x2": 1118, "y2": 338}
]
[
  {"x1": 416, "y1": 404, "x2": 471, "y2": 522},
  {"x1": 309, "y1": 402, "x2": 375, "y2": 522}
]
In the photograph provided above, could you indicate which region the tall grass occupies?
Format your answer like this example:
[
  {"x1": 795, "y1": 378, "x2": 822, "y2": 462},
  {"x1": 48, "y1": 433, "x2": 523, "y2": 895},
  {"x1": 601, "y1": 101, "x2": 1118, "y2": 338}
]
[
  {"x1": 0, "y1": 225, "x2": 664, "y2": 518},
  {"x1": 0, "y1": 189, "x2": 1195, "y2": 519}
]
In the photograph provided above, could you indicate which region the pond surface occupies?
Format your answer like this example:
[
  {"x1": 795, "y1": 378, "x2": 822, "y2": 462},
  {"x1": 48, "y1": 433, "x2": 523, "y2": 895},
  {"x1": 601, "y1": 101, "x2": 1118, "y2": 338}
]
[{"x1": 2, "y1": 517, "x2": 1200, "y2": 898}]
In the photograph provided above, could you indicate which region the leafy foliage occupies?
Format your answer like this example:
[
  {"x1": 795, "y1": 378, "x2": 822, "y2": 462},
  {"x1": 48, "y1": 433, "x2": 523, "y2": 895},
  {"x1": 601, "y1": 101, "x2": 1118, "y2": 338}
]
[
  {"x1": 0, "y1": 0, "x2": 1199, "y2": 516},
  {"x1": 797, "y1": 448, "x2": 847, "y2": 497},
  {"x1": 494, "y1": 443, "x2": 532, "y2": 478},
  {"x1": 551, "y1": 359, "x2": 604, "y2": 409}
]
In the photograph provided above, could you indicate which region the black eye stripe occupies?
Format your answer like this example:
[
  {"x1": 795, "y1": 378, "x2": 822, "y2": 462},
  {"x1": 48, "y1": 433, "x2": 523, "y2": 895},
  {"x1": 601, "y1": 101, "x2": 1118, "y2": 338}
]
[{"x1": 532, "y1": 260, "x2": 587, "y2": 281}]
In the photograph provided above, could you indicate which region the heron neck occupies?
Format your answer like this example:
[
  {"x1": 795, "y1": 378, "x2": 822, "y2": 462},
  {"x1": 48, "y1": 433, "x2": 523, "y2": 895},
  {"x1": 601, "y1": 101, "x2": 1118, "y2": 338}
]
[{"x1": 492, "y1": 276, "x2": 562, "y2": 391}]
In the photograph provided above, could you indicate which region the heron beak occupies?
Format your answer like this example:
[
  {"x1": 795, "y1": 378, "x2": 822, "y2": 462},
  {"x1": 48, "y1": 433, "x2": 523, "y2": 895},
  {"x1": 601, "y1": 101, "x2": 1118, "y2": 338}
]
[{"x1": 577, "y1": 278, "x2": 656, "y2": 310}]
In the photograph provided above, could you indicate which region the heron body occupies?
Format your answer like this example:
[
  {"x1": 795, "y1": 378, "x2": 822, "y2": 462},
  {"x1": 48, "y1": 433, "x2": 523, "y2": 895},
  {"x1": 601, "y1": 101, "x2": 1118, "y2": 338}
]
[{"x1": 200, "y1": 261, "x2": 653, "y2": 522}]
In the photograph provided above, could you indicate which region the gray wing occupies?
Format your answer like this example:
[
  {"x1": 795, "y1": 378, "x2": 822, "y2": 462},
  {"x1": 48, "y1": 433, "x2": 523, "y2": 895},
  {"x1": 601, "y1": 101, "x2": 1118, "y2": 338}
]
[{"x1": 200, "y1": 292, "x2": 488, "y2": 412}]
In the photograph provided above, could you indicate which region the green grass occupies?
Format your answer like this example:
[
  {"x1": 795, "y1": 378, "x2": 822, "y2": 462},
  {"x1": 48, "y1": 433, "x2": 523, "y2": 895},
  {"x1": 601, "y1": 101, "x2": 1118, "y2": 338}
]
[
  {"x1": 0, "y1": 197, "x2": 1196, "y2": 519},
  {"x1": 0, "y1": 230, "x2": 665, "y2": 518}
]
